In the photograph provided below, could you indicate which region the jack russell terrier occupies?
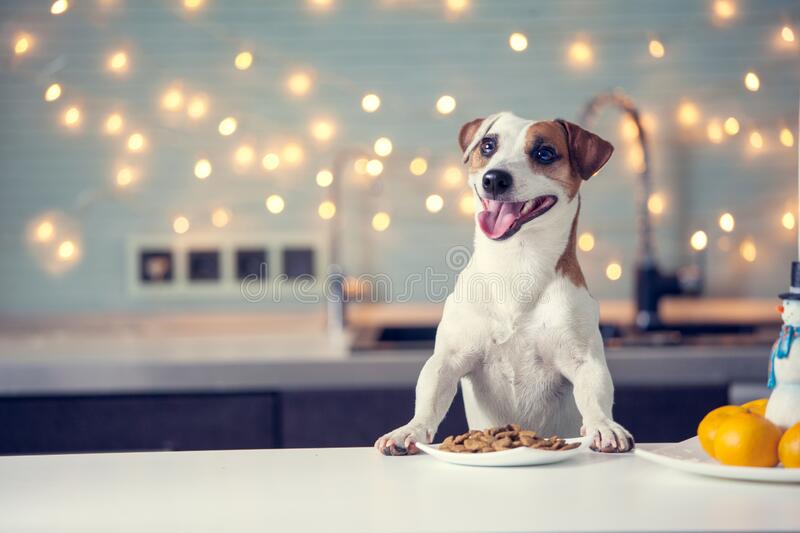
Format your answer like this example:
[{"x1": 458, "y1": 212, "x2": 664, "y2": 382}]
[{"x1": 375, "y1": 111, "x2": 634, "y2": 455}]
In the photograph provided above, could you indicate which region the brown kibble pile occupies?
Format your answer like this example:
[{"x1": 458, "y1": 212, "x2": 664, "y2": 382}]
[{"x1": 438, "y1": 424, "x2": 580, "y2": 453}]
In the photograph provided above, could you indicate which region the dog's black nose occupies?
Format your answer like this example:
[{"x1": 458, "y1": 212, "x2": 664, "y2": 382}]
[{"x1": 482, "y1": 169, "x2": 513, "y2": 197}]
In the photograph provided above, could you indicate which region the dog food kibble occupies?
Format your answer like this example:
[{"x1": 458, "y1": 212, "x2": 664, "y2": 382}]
[{"x1": 438, "y1": 424, "x2": 579, "y2": 453}]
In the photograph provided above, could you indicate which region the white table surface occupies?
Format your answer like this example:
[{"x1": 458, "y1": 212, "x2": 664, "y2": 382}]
[{"x1": 1, "y1": 445, "x2": 798, "y2": 533}]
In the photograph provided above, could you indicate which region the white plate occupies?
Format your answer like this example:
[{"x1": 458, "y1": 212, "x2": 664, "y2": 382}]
[
  {"x1": 416, "y1": 436, "x2": 590, "y2": 467},
  {"x1": 635, "y1": 437, "x2": 800, "y2": 483}
]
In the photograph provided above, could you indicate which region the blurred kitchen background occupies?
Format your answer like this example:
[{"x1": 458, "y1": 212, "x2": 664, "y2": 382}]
[{"x1": 1, "y1": 0, "x2": 799, "y2": 455}]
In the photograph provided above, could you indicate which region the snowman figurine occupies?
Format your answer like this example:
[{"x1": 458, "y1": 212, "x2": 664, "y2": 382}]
[{"x1": 766, "y1": 261, "x2": 800, "y2": 429}]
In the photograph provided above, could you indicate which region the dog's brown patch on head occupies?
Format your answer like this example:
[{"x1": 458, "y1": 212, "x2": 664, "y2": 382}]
[
  {"x1": 459, "y1": 118, "x2": 492, "y2": 172},
  {"x1": 524, "y1": 121, "x2": 581, "y2": 199},
  {"x1": 555, "y1": 119, "x2": 614, "y2": 181},
  {"x1": 555, "y1": 202, "x2": 586, "y2": 288}
]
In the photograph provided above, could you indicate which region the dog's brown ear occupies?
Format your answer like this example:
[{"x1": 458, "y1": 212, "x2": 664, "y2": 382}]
[
  {"x1": 555, "y1": 119, "x2": 614, "y2": 180},
  {"x1": 459, "y1": 118, "x2": 484, "y2": 152}
]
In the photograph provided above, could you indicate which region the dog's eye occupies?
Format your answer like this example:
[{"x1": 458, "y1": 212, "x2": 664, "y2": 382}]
[
  {"x1": 479, "y1": 138, "x2": 497, "y2": 156},
  {"x1": 532, "y1": 146, "x2": 557, "y2": 164}
]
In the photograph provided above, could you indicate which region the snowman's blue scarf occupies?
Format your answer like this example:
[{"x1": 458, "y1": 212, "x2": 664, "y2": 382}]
[{"x1": 769, "y1": 324, "x2": 796, "y2": 388}]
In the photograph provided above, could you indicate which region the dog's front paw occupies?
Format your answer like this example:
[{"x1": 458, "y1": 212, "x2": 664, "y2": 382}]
[
  {"x1": 374, "y1": 422, "x2": 432, "y2": 456},
  {"x1": 581, "y1": 419, "x2": 634, "y2": 453}
]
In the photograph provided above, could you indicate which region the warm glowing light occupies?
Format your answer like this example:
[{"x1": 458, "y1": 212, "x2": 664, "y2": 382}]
[
  {"x1": 739, "y1": 239, "x2": 757, "y2": 262},
  {"x1": 713, "y1": 0, "x2": 736, "y2": 20},
  {"x1": 436, "y1": 95, "x2": 457, "y2": 115},
  {"x1": 366, "y1": 159, "x2": 383, "y2": 177},
  {"x1": 234, "y1": 145, "x2": 255, "y2": 168},
  {"x1": 183, "y1": 0, "x2": 204, "y2": 10},
  {"x1": 318, "y1": 201, "x2": 336, "y2": 220},
  {"x1": 626, "y1": 144, "x2": 646, "y2": 173},
  {"x1": 605, "y1": 262, "x2": 622, "y2": 281},
  {"x1": 218, "y1": 117, "x2": 237, "y2": 136},
  {"x1": 104, "y1": 113, "x2": 123, "y2": 135},
  {"x1": 781, "y1": 25, "x2": 796, "y2": 43},
  {"x1": 620, "y1": 115, "x2": 639, "y2": 142},
  {"x1": 425, "y1": 194, "x2": 444, "y2": 213},
  {"x1": 173, "y1": 216, "x2": 190, "y2": 234},
  {"x1": 677, "y1": 101, "x2": 700, "y2": 127},
  {"x1": 361, "y1": 93, "x2": 380, "y2": 113},
  {"x1": 749, "y1": 130, "x2": 763, "y2": 150},
  {"x1": 116, "y1": 167, "x2": 134, "y2": 187},
  {"x1": 161, "y1": 87, "x2": 183, "y2": 111},
  {"x1": 373, "y1": 137, "x2": 393, "y2": 157},
  {"x1": 371, "y1": 212, "x2": 391, "y2": 232},
  {"x1": 718, "y1": 212, "x2": 735, "y2": 233},
  {"x1": 780, "y1": 128, "x2": 795, "y2": 148},
  {"x1": 308, "y1": 0, "x2": 333, "y2": 8},
  {"x1": 744, "y1": 71, "x2": 760, "y2": 92},
  {"x1": 265, "y1": 195, "x2": 285, "y2": 214},
  {"x1": 648, "y1": 39, "x2": 665, "y2": 58},
  {"x1": 409, "y1": 157, "x2": 428, "y2": 176},
  {"x1": 194, "y1": 159, "x2": 212, "y2": 179},
  {"x1": 63, "y1": 106, "x2": 81, "y2": 127},
  {"x1": 568, "y1": 40, "x2": 593, "y2": 67},
  {"x1": 459, "y1": 192, "x2": 476, "y2": 215},
  {"x1": 286, "y1": 72, "x2": 312, "y2": 96},
  {"x1": 127, "y1": 132, "x2": 145, "y2": 152},
  {"x1": 14, "y1": 35, "x2": 31, "y2": 55},
  {"x1": 186, "y1": 96, "x2": 208, "y2": 120},
  {"x1": 723, "y1": 116, "x2": 740, "y2": 136},
  {"x1": 211, "y1": 208, "x2": 230, "y2": 228},
  {"x1": 310, "y1": 120, "x2": 335, "y2": 142},
  {"x1": 281, "y1": 143, "x2": 304, "y2": 165},
  {"x1": 442, "y1": 166, "x2": 464, "y2": 188},
  {"x1": 509, "y1": 32, "x2": 528, "y2": 52},
  {"x1": 782, "y1": 211, "x2": 796, "y2": 230},
  {"x1": 51, "y1": 0, "x2": 69, "y2": 15},
  {"x1": 690, "y1": 230, "x2": 708, "y2": 251},
  {"x1": 44, "y1": 83, "x2": 62, "y2": 102},
  {"x1": 234, "y1": 51, "x2": 253, "y2": 70},
  {"x1": 57, "y1": 240, "x2": 75, "y2": 260},
  {"x1": 353, "y1": 158, "x2": 369, "y2": 175},
  {"x1": 316, "y1": 169, "x2": 334, "y2": 188},
  {"x1": 578, "y1": 232, "x2": 595, "y2": 252},
  {"x1": 706, "y1": 120, "x2": 724, "y2": 144},
  {"x1": 446, "y1": 0, "x2": 468, "y2": 13},
  {"x1": 108, "y1": 51, "x2": 128, "y2": 73},
  {"x1": 647, "y1": 193, "x2": 665, "y2": 215},
  {"x1": 36, "y1": 221, "x2": 54, "y2": 242},
  {"x1": 640, "y1": 112, "x2": 658, "y2": 134},
  {"x1": 262, "y1": 153, "x2": 280, "y2": 171}
]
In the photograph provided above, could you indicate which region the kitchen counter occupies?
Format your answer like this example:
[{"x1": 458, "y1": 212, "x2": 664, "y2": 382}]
[{"x1": 1, "y1": 445, "x2": 797, "y2": 532}]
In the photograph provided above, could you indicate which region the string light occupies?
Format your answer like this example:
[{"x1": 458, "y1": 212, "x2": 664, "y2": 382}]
[
  {"x1": 690, "y1": 230, "x2": 708, "y2": 251},
  {"x1": 578, "y1": 232, "x2": 595, "y2": 252},
  {"x1": 186, "y1": 95, "x2": 208, "y2": 120},
  {"x1": 281, "y1": 142, "x2": 304, "y2": 165},
  {"x1": 173, "y1": 216, "x2": 190, "y2": 234},
  {"x1": 115, "y1": 166, "x2": 134, "y2": 188},
  {"x1": 373, "y1": 137, "x2": 393, "y2": 157},
  {"x1": 57, "y1": 240, "x2": 76, "y2": 260},
  {"x1": 211, "y1": 208, "x2": 230, "y2": 228},
  {"x1": 640, "y1": 112, "x2": 658, "y2": 133},
  {"x1": 160, "y1": 87, "x2": 184, "y2": 111},
  {"x1": 183, "y1": 0, "x2": 204, "y2": 10},
  {"x1": 234, "y1": 51, "x2": 253, "y2": 71},
  {"x1": 63, "y1": 106, "x2": 81, "y2": 128},
  {"x1": 442, "y1": 166, "x2": 464, "y2": 188},
  {"x1": 435, "y1": 95, "x2": 456, "y2": 115},
  {"x1": 308, "y1": 0, "x2": 333, "y2": 9},
  {"x1": 218, "y1": 117, "x2": 237, "y2": 136},
  {"x1": 626, "y1": 144, "x2": 646, "y2": 173},
  {"x1": 318, "y1": 201, "x2": 336, "y2": 220},
  {"x1": 647, "y1": 193, "x2": 665, "y2": 215},
  {"x1": 265, "y1": 195, "x2": 285, "y2": 214},
  {"x1": 14, "y1": 34, "x2": 31, "y2": 55},
  {"x1": 446, "y1": 0, "x2": 468, "y2": 13},
  {"x1": 104, "y1": 113, "x2": 124, "y2": 135},
  {"x1": 706, "y1": 120, "x2": 724, "y2": 144},
  {"x1": 44, "y1": 83, "x2": 62, "y2": 102},
  {"x1": 459, "y1": 192, "x2": 476, "y2": 215},
  {"x1": 605, "y1": 262, "x2": 622, "y2": 281},
  {"x1": 567, "y1": 39, "x2": 593, "y2": 67},
  {"x1": 719, "y1": 212, "x2": 735, "y2": 232},
  {"x1": 648, "y1": 39, "x2": 665, "y2": 58},
  {"x1": 713, "y1": 0, "x2": 736, "y2": 20},
  {"x1": 310, "y1": 119, "x2": 335, "y2": 142},
  {"x1": 425, "y1": 194, "x2": 444, "y2": 213},
  {"x1": 194, "y1": 158, "x2": 212, "y2": 179},
  {"x1": 353, "y1": 158, "x2": 369, "y2": 175},
  {"x1": 749, "y1": 130, "x2": 763, "y2": 150},
  {"x1": 744, "y1": 71, "x2": 760, "y2": 92},
  {"x1": 723, "y1": 116, "x2": 740, "y2": 136},
  {"x1": 781, "y1": 25, "x2": 796, "y2": 43},
  {"x1": 677, "y1": 101, "x2": 700, "y2": 127},
  {"x1": 108, "y1": 51, "x2": 128, "y2": 73},
  {"x1": 262, "y1": 153, "x2": 280, "y2": 171},
  {"x1": 620, "y1": 115, "x2": 639, "y2": 141},
  {"x1": 409, "y1": 157, "x2": 428, "y2": 176},
  {"x1": 366, "y1": 159, "x2": 383, "y2": 177},
  {"x1": 316, "y1": 169, "x2": 334, "y2": 187},
  {"x1": 234, "y1": 145, "x2": 255, "y2": 168},
  {"x1": 127, "y1": 132, "x2": 145, "y2": 152},
  {"x1": 509, "y1": 32, "x2": 528, "y2": 52},
  {"x1": 286, "y1": 72, "x2": 312, "y2": 96},
  {"x1": 782, "y1": 211, "x2": 796, "y2": 230},
  {"x1": 780, "y1": 128, "x2": 795, "y2": 148},
  {"x1": 361, "y1": 93, "x2": 380, "y2": 113},
  {"x1": 371, "y1": 212, "x2": 391, "y2": 232},
  {"x1": 739, "y1": 239, "x2": 757, "y2": 262},
  {"x1": 50, "y1": 0, "x2": 69, "y2": 15},
  {"x1": 35, "y1": 220, "x2": 54, "y2": 243}
]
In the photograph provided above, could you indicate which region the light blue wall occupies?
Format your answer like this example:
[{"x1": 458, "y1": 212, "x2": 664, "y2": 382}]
[{"x1": 1, "y1": 0, "x2": 799, "y2": 316}]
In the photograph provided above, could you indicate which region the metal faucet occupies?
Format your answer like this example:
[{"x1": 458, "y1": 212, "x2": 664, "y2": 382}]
[{"x1": 579, "y1": 89, "x2": 702, "y2": 330}]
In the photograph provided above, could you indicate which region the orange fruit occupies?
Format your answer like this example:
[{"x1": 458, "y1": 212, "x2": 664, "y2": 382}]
[
  {"x1": 714, "y1": 412, "x2": 782, "y2": 467},
  {"x1": 741, "y1": 398, "x2": 769, "y2": 416},
  {"x1": 698, "y1": 405, "x2": 748, "y2": 457},
  {"x1": 778, "y1": 423, "x2": 800, "y2": 468}
]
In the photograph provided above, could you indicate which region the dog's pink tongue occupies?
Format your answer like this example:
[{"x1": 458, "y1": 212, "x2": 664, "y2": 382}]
[{"x1": 477, "y1": 200, "x2": 525, "y2": 239}]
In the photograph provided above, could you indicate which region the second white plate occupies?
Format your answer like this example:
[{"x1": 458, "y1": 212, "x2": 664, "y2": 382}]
[{"x1": 416, "y1": 436, "x2": 590, "y2": 467}]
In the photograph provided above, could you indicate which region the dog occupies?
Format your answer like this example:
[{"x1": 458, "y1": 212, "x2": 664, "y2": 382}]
[{"x1": 375, "y1": 111, "x2": 634, "y2": 455}]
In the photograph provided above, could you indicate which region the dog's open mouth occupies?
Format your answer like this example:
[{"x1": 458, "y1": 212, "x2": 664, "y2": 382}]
[{"x1": 477, "y1": 195, "x2": 558, "y2": 240}]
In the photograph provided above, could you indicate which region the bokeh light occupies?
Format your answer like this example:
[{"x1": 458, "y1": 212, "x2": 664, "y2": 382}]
[
  {"x1": 409, "y1": 157, "x2": 428, "y2": 176},
  {"x1": 373, "y1": 137, "x2": 393, "y2": 157},
  {"x1": 318, "y1": 201, "x2": 336, "y2": 220},
  {"x1": 316, "y1": 169, "x2": 334, "y2": 187},
  {"x1": 578, "y1": 232, "x2": 595, "y2": 252},
  {"x1": 44, "y1": 83, "x2": 62, "y2": 102},
  {"x1": 718, "y1": 212, "x2": 735, "y2": 232},
  {"x1": 371, "y1": 212, "x2": 391, "y2": 232},
  {"x1": 425, "y1": 194, "x2": 444, "y2": 213},
  {"x1": 194, "y1": 158, "x2": 212, "y2": 179},
  {"x1": 266, "y1": 194, "x2": 285, "y2": 214},
  {"x1": 435, "y1": 95, "x2": 456, "y2": 115},
  {"x1": 361, "y1": 93, "x2": 380, "y2": 112}
]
